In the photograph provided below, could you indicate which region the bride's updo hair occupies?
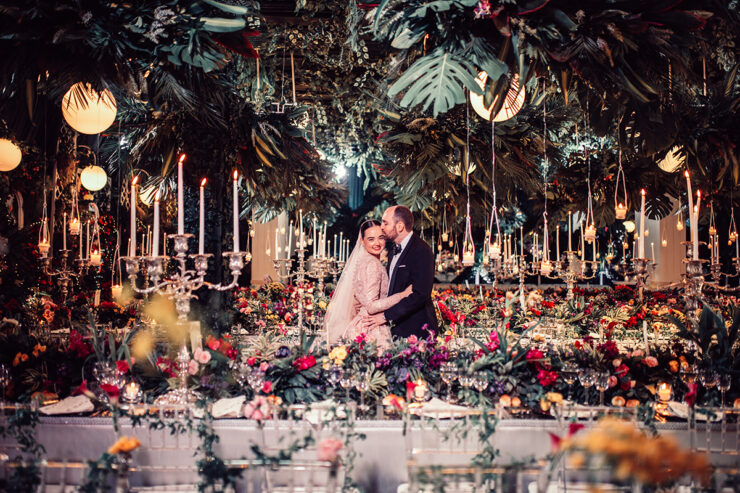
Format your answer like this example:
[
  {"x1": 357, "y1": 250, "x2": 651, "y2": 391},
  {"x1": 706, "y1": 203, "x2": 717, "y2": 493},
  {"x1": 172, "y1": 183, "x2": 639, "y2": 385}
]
[{"x1": 360, "y1": 219, "x2": 381, "y2": 238}]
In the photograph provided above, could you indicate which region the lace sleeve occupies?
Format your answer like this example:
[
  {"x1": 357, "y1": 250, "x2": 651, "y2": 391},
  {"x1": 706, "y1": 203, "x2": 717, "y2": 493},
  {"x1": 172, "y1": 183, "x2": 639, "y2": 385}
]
[{"x1": 354, "y1": 260, "x2": 406, "y2": 315}]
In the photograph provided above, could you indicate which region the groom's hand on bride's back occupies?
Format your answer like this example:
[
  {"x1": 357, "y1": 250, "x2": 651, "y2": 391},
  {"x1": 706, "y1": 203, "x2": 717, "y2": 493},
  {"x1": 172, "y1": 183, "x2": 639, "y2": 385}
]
[{"x1": 360, "y1": 313, "x2": 385, "y2": 331}]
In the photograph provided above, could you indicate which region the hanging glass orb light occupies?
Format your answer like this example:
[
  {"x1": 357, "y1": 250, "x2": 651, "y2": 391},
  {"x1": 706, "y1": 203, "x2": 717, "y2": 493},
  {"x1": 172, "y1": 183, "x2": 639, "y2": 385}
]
[
  {"x1": 61, "y1": 83, "x2": 117, "y2": 135},
  {"x1": 0, "y1": 138, "x2": 22, "y2": 172},
  {"x1": 80, "y1": 165, "x2": 108, "y2": 191},
  {"x1": 623, "y1": 220, "x2": 636, "y2": 233},
  {"x1": 470, "y1": 72, "x2": 526, "y2": 122}
]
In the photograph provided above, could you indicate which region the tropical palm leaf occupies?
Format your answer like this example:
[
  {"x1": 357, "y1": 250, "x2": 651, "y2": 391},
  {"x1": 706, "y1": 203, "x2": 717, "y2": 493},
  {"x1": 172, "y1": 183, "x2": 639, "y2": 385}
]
[{"x1": 388, "y1": 49, "x2": 481, "y2": 116}]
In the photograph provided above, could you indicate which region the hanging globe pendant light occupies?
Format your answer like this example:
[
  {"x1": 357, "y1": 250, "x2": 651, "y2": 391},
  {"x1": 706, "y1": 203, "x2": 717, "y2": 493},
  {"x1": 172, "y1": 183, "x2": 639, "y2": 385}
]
[
  {"x1": 61, "y1": 83, "x2": 117, "y2": 135},
  {"x1": 470, "y1": 72, "x2": 526, "y2": 122},
  {"x1": 80, "y1": 165, "x2": 108, "y2": 191},
  {"x1": 0, "y1": 138, "x2": 22, "y2": 171}
]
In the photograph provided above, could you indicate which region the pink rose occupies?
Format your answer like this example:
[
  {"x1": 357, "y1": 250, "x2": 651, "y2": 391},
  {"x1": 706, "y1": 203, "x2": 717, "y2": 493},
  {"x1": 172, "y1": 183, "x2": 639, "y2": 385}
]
[
  {"x1": 630, "y1": 350, "x2": 644, "y2": 358},
  {"x1": 259, "y1": 362, "x2": 269, "y2": 372},
  {"x1": 244, "y1": 396, "x2": 272, "y2": 421},
  {"x1": 408, "y1": 335, "x2": 418, "y2": 344},
  {"x1": 612, "y1": 359, "x2": 622, "y2": 368},
  {"x1": 317, "y1": 438, "x2": 343, "y2": 463},
  {"x1": 188, "y1": 360, "x2": 199, "y2": 375},
  {"x1": 608, "y1": 376, "x2": 618, "y2": 388},
  {"x1": 262, "y1": 381, "x2": 273, "y2": 394},
  {"x1": 194, "y1": 348, "x2": 211, "y2": 365},
  {"x1": 643, "y1": 356, "x2": 658, "y2": 368}
]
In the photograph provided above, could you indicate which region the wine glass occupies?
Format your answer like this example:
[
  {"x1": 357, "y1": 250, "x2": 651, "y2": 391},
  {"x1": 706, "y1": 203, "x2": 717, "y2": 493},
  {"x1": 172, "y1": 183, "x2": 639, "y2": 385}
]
[
  {"x1": 718, "y1": 374, "x2": 731, "y2": 407},
  {"x1": 354, "y1": 375, "x2": 369, "y2": 416},
  {"x1": 0, "y1": 364, "x2": 8, "y2": 407},
  {"x1": 679, "y1": 363, "x2": 698, "y2": 385},
  {"x1": 578, "y1": 368, "x2": 596, "y2": 405},
  {"x1": 247, "y1": 368, "x2": 266, "y2": 393},
  {"x1": 327, "y1": 365, "x2": 342, "y2": 396},
  {"x1": 339, "y1": 371, "x2": 354, "y2": 402},
  {"x1": 561, "y1": 362, "x2": 579, "y2": 401},
  {"x1": 233, "y1": 360, "x2": 251, "y2": 388},
  {"x1": 473, "y1": 374, "x2": 488, "y2": 405},
  {"x1": 595, "y1": 372, "x2": 610, "y2": 406},
  {"x1": 440, "y1": 362, "x2": 458, "y2": 403}
]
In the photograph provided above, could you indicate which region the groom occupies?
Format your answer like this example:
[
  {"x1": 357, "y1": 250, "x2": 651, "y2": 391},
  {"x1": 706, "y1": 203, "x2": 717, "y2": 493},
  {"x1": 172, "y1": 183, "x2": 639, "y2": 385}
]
[{"x1": 361, "y1": 205, "x2": 438, "y2": 339}]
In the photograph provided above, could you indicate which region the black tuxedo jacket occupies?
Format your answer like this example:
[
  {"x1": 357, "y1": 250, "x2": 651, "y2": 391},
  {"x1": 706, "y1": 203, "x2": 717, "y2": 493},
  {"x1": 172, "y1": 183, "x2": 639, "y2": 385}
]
[{"x1": 384, "y1": 233, "x2": 438, "y2": 339}]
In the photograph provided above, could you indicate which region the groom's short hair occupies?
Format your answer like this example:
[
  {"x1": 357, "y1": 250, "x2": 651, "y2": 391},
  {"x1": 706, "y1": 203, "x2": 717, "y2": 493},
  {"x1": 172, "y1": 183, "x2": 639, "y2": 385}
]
[{"x1": 393, "y1": 206, "x2": 414, "y2": 231}]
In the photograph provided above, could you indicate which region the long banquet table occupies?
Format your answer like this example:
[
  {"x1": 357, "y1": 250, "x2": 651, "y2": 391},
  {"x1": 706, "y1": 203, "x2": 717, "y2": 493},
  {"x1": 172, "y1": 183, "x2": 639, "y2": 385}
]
[{"x1": 20, "y1": 416, "x2": 726, "y2": 493}]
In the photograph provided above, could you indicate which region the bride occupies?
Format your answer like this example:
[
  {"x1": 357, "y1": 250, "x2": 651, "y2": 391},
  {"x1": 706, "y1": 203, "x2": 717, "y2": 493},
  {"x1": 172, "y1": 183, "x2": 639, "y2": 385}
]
[{"x1": 324, "y1": 220, "x2": 412, "y2": 349}]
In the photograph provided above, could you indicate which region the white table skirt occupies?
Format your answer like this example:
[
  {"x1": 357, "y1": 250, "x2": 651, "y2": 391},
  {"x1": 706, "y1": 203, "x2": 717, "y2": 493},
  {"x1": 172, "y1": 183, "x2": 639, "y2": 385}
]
[{"x1": 17, "y1": 418, "x2": 708, "y2": 493}]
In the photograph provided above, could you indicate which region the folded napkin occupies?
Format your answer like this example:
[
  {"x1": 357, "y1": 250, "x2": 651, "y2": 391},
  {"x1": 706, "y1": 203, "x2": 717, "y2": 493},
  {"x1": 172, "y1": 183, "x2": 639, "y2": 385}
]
[
  {"x1": 409, "y1": 398, "x2": 471, "y2": 419},
  {"x1": 668, "y1": 401, "x2": 723, "y2": 422},
  {"x1": 212, "y1": 396, "x2": 245, "y2": 418},
  {"x1": 304, "y1": 400, "x2": 348, "y2": 424},
  {"x1": 40, "y1": 395, "x2": 94, "y2": 415}
]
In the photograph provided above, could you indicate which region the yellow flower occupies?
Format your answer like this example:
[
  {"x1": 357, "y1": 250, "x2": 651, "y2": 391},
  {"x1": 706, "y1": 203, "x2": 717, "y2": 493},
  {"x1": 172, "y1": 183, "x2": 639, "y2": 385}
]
[
  {"x1": 32, "y1": 343, "x2": 46, "y2": 357},
  {"x1": 546, "y1": 392, "x2": 563, "y2": 404},
  {"x1": 329, "y1": 345, "x2": 348, "y2": 364},
  {"x1": 108, "y1": 436, "x2": 141, "y2": 454},
  {"x1": 318, "y1": 300, "x2": 327, "y2": 310}
]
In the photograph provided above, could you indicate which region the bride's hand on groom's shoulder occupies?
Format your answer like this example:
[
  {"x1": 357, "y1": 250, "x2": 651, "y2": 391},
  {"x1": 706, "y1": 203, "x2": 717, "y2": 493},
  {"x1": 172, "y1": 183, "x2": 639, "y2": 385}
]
[
  {"x1": 380, "y1": 249, "x2": 389, "y2": 264},
  {"x1": 402, "y1": 284, "x2": 413, "y2": 298}
]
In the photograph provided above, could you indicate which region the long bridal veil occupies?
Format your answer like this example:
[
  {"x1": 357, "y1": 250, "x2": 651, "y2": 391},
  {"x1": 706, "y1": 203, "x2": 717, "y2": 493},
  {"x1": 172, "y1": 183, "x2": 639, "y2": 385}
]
[{"x1": 324, "y1": 233, "x2": 364, "y2": 346}]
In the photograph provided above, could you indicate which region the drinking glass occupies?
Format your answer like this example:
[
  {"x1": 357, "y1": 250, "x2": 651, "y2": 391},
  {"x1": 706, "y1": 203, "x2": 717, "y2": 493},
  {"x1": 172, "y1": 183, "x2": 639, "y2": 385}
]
[
  {"x1": 339, "y1": 372, "x2": 354, "y2": 402},
  {"x1": 473, "y1": 374, "x2": 488, "y2": 404},
  {"x1": 247, "y1": 368, "x2": 266, "y2": 393},
  {"x1": 233, "y1": 360, "x2": 250, "y2": 388},
  {"x1": 595, "y1": 372, "x2": 610, "y2": 406},
  {"x1": 354, "y1": 377, "x2": 369, "y2": 415},
  {"x1": 718, "y1": 374, "x2": 731, "y2": 407},
  {"x1": 679, "y1": 363, "x2": 698, "y2": 385},
  {"x1": 327, "y1": 365, "x2": 342, "y2": 395},
  {"x1": 0, "y1": 364, "x2": 8, "y2": 407},
  {"x1": 699, "y1": 370, "x2": 718, "y2": 405},
  {"x1": 561, "y1": 362, "x2": 579, "y2": 401},
  {"x1": 578, "y1": 368, "x2": 596, "y2": 405},
  {"x1": 440, "y1": 362, "x2": 458, "y2": 403}
]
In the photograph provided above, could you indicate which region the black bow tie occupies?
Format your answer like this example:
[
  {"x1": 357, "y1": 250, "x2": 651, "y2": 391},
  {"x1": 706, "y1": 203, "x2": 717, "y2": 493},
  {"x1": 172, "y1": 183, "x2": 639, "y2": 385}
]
[{"x1": 391, "y1": 243, "x2": 402, "y2": 257}]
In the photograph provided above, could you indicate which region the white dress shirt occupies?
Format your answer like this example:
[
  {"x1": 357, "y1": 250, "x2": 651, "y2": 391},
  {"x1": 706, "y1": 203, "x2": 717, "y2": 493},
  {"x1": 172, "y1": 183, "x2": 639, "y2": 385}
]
[{"x1": 387, "y1": 232, "x2": 412, "y2": 296}]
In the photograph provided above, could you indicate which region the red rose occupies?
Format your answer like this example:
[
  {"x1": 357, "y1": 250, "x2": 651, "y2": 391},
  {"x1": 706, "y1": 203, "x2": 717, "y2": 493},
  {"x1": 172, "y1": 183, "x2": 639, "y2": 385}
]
[
  {"x1": 115, "y1": 360, "x2": 130, "y2": 374},
  {"x1": 247, "y1": 357, "x2": 257, "y2": 366},
  {"x1": 100, "y1": 384, "x2": 120, "y2": 399},
  {"x1": 262, "y1": 381, "x2": 273, "y2": 393},
  {"x1": 293, "y1": 355, "x2": 316, "y2": 371}
]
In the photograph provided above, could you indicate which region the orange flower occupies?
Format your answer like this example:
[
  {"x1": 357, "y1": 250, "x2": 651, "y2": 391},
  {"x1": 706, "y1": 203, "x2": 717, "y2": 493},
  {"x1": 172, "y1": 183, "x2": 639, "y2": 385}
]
[
  {"x1": 32, "y1": 343, "x2": 46, "y2": 357},
  {"x1": 12, "y1": 352, "x2": 28, "y2": 366},
  {"x1": 108, "y1": 436, "x2": 141, "y2": 454}
]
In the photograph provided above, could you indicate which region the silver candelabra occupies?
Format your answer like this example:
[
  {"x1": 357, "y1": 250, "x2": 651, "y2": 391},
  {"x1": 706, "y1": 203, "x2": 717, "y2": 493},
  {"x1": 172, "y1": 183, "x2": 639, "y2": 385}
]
[{"x1": 122, "y1": 233, "x2": 250, "y2": 406}]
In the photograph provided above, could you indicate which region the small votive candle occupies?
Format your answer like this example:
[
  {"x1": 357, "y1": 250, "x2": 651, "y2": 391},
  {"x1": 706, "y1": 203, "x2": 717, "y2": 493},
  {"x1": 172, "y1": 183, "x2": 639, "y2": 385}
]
[
  {"x1": 657, "y1": 381, "x2": 672, "y2": 402},
  {"x1": 123, "y1": 381, "x2": 142, "y2": 403},
  {"x1": 413, "y1": 378, "x2": 427, "y2": 401},
  {"x1": 69, "y1": 217, "x2": 81, "y2": 236},
  {"x1": 615, "y1": 203, "x2": 627, "y2": 220},
  {"x1": 111, "y1": 284, "x2": 123, "y2": 299},
  {"x1": 90, "y1": 249, "x2": 102, "y2": 267},
  {"x1": 38, "y1": 239, "x2": 50, "y2": 257}
]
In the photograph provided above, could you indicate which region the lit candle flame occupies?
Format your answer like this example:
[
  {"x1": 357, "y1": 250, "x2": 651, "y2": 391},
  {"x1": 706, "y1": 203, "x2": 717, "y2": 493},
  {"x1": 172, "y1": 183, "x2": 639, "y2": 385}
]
[
  {"x1": 178, "y1": 153, "x2": 186, "y2": 163},
  {"x1": 132, "y1": 175, "x2": 139, "y2": 185},
  {"x1": 233, "y1": 170, "x2": 238, "y2": 180},
  {"x1": 200, "y1": 177, "x2": 207, "y2": 187},
  {"x1": 640, "y1": 189, "x2": 646, "y2": 196}
]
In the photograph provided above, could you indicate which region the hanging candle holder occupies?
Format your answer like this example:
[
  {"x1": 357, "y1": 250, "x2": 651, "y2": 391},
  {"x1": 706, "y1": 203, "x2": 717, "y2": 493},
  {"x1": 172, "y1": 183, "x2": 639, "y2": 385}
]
[
  {"x1": 487, "y1": 120, "x2": 501, "y2": 262},
  {"x1": 38, "y1": 189, "x2": 51, "y2": 257},
  {"x1": 461, "y1": 101, "x2": 475, "y2": 267},
  {"x1": 441, "y1": 207, "x2": 449, "y2": 243},
  {"x1": 676, "y1": 198, "x2": 685, "y2": 231},
  {"x1": 89, "y1": 205, "x2": 103, "y2": 267},
  {"x1": 111, "y1": 232, "x2": 123, "y2": 299},
  {"x1": 729, "y1": 208, "x2": 737, "y2": 243},
  {"x1": 583, "y1": 123, "x2": 597, "y2": 242},
  {"x1": 708, "y1": 202, "x2": 717, "y2": 237},
  {"x1": 614, "y1": 125, "x2": 628, "y2": 219}
]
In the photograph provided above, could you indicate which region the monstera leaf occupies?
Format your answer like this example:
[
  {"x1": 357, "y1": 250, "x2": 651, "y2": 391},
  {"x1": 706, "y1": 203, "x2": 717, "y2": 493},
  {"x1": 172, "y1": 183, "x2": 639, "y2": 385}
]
[{"x1": 388, "y1": 49, "x2": 481, "y2": 116}]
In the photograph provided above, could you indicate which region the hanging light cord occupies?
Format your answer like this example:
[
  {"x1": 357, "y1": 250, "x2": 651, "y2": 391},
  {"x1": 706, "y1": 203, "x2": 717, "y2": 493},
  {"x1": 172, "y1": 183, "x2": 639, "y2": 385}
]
[
  {"x1": 488, "y1": 119, "x2": 500, "y2": 243},
  {"x1": 542, "y1": 80, "x2": 549, "y2": 261},
  {"x1": 464, "y1": 99, "x2": 474, "y2": 254}
]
